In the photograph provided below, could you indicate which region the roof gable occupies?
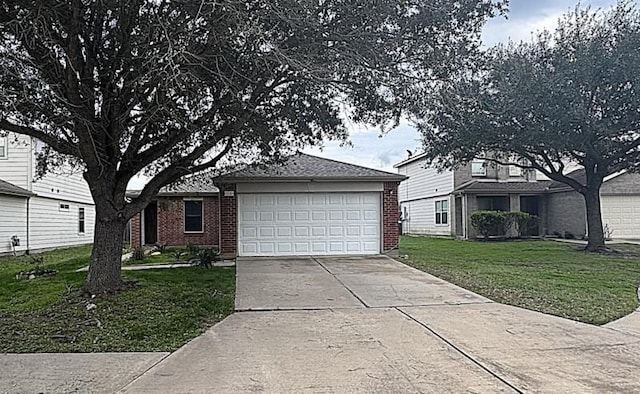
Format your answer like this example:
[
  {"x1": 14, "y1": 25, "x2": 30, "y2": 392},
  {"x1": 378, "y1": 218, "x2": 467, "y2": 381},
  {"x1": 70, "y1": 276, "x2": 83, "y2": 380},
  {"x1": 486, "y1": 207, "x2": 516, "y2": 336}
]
[{"x1": 219, "y1": 153, "x2": 406, "y2": 182}]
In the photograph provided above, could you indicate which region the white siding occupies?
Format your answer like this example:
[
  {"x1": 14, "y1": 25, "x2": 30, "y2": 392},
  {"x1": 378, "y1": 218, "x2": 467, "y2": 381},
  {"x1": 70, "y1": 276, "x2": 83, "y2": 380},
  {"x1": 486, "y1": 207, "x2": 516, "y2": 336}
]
[
  {"x1": 28, "y1": 196, "x2": 95, "y2": 250},
  {"x1": 31, "y1": 168, "x2": 93, "y2": 204},
  {"x1": 0, "y1": 195, "x2": 29, "y2": 254},
  {"x1": 400, "y1": 196, "x2": 452, "y2": 236},
  {"x1": 397, "y1": 158, "x2": 454, "y2": 203},
  {"x1": 0, "y1": 133, "x2": 32, "y2": 189},
  {"x1": 237, "y1": 182, "x2": 383, "y2": 194}
]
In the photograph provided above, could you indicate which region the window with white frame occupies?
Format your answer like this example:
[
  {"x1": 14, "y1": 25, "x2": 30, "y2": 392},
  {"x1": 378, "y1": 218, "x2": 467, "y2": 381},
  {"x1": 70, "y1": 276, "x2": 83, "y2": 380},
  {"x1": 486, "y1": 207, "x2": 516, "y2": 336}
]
[
  {"x1": 0, "y1": 137, "x2": 6, "y2": 159},
  {"x1": 184, "y1": 200, "x2": 203, "y2": 232},
  {"x1": 508, "y1": 165, "x2": 522, "y2": 177},
  {"x1": 471, "y1": 160, "x2": 486, "y2": 176},
  {"x1": 435, "y1": 200, "x2": 449, "y2": 225}
]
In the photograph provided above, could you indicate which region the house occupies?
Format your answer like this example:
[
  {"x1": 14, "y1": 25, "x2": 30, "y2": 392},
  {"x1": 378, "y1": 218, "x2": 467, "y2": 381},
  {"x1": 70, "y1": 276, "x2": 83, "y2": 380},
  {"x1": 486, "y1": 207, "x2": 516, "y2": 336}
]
[
  {"x1": 395, "y1": 153, "x2": 547, "y2": 238},
  {"x1": 547, "y1": 169, "x2": 640, "y2": 239},
  {"x1": 394, "y1": 153, "x2": 640, "y2": 240},
  {"x1": 128, "y1": 181, "x2": 220, "y2": 248},
  {"x1": 130, "y1": 153, "x2": 405, "y2": 257},
  {"x1": 0, "y1": 133, "x2": 95, "y2": 255}
]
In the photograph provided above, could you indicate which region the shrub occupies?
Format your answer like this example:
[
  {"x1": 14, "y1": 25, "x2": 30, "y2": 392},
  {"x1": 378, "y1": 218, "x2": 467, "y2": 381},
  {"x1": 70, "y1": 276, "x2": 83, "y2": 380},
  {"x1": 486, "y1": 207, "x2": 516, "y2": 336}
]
[
  {"x1": 472, "y1": 210, "x2": 539, "y2": 239},
  {"x1": 471, "y1": 211, "x2": 507, "y2": 239},
  {"x1": 196, "y1": 247, "x2": 221, "y2": 268},
  {"x1": 505, "y1": 211, "x2": 538, "y2": 237},
  {"x1": 132, "y1": 248, "x2": 145, "y2": 261},
  {"x1": 564, "y1": 231, "x2": 575, "y2": 240}
]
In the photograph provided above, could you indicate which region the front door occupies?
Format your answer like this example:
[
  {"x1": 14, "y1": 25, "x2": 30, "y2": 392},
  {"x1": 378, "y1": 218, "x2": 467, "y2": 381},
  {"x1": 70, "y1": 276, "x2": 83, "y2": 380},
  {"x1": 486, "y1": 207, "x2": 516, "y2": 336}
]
[
  {"x1": 144, "y1": 201, "x2": 158, "y2": 245},
  {"x1": 519, "y1": 196, "x2": 539, "y2": 236}
]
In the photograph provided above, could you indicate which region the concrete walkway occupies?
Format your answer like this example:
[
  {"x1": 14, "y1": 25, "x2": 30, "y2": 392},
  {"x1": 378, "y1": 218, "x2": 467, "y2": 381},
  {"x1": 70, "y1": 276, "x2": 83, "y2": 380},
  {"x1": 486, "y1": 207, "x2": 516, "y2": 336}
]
[
  {"x1": 121, "y1": 255, "x2": 640, "y2": 393},
  {"x1": 0, "y1": 352, "x2": 168, "y2": 394},
  {"x1": 76, "y1": 260, "x2": 235, "y2": 272}
]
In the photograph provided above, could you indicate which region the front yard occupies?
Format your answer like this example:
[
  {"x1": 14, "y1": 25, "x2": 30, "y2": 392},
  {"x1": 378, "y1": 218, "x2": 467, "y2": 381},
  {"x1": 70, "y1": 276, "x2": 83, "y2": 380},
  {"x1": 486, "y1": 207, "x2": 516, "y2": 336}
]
[
  {"x1": 400, "y1": 237, "x2": 640, "y2": 325},
  {"x1": 0, "y1": 246, "x2": 235, "y2": 353}
]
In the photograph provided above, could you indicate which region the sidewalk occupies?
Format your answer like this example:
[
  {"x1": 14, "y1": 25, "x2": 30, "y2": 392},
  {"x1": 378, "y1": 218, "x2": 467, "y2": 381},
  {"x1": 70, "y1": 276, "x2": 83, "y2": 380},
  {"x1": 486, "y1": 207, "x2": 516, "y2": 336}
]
[{"x1": 0, "y1": 353, "x2": 168, "y2": 394}]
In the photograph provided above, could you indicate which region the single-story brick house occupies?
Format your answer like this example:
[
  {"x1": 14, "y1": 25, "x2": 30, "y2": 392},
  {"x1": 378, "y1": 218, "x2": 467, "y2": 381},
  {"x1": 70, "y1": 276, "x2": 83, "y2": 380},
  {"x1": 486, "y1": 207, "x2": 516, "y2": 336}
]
[
  {"x1": 128, "y1": 182, "x2": 220, "y2": 249},
  {"x1": 130, "y1": 153, "x2": 405, "y2": 257}
]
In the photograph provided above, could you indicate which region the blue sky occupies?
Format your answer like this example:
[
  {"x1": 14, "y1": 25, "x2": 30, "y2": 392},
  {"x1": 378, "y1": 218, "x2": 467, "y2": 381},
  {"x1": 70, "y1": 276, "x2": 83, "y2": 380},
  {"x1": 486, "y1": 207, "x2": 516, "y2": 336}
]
[{"x1": 305, "y1": 0, "x2": 621, "y2": 173}]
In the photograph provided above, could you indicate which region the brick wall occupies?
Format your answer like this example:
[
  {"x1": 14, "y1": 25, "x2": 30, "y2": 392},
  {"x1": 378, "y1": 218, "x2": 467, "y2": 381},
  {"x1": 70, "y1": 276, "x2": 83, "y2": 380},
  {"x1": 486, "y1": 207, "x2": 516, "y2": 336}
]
[
  {"x1": 131, "y1": 213, "x2": 141, "y2": 248},
  {"x1": 129, "y1": 196, "x2": 219, "y2": 248},
  {"x1": 546, "y1": 190, "x2": 587, "y2": 238},
  {"x1": 156, "y1": 196, "x2": 219, "y2": 247},
  {"x1": 218, "y1": 184, "x2": 237, "y2": 257},
  {"x1": 602, "y1": 172, "x2": 640, "y2": 195},
  {"x1": 383, "y1": 182, "x2": 400, "y2": 251}
]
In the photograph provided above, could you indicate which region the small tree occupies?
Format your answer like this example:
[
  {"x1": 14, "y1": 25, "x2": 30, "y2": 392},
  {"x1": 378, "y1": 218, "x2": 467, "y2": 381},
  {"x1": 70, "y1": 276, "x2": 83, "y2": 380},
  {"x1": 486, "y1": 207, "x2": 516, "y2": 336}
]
[
  {"x1": 0, "y1": 0, "x2": 504, "y2": 293},
  {"x1": 414, "y1": 1, "x2": 640, "y2": 252}
]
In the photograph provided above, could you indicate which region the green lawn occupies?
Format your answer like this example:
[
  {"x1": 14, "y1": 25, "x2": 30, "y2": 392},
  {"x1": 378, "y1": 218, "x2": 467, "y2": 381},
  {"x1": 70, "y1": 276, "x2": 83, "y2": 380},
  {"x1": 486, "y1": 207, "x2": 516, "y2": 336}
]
[
  {"x1": 0, "y1": 246, "x2": 235, "y2": 353},
  {"x1": 400, "y1": 237, "x2": 640, "y2": 325}
]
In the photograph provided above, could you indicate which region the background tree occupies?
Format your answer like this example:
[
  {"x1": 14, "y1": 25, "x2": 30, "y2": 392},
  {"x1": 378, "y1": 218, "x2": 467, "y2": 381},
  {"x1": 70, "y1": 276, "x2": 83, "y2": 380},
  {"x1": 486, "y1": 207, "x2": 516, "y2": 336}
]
[
  {"x1": 0, "y1": 0, "x2": 503, "y2": 293},
  {"x1": 413, "y1": 1, "x2": 640, "y2": 252}
]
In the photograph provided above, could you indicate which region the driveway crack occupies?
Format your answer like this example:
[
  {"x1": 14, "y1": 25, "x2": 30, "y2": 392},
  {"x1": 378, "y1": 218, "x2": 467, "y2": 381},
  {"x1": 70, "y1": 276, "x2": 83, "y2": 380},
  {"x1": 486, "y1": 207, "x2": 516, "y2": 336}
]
[
  {"x1": 396, "y1": 307, "x2": 523, "y2": 394},
  {"x1": 312, "y1": 257, "x2": 369, "y2": 308}
]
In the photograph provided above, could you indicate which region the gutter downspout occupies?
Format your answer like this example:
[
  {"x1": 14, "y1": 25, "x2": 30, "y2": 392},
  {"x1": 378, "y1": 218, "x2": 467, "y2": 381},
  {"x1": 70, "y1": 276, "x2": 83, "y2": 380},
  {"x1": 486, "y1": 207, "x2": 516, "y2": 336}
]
[{"x1": 26, "y1": 196, "x2": 30, "y2": 253}]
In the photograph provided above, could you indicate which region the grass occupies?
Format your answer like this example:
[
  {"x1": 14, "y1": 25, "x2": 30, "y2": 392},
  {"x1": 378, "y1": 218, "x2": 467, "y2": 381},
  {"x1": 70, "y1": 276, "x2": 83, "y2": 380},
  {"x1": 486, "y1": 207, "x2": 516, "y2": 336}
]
[
  {"x1": 0, "y1": 246, "x2": 235, "y2": 353},
  {"x1": 400, "y1": 237, "x2": 640, "y2": 325},
  {"x1": 122, "y1": 251, "x2": 186, "y2": 266}
]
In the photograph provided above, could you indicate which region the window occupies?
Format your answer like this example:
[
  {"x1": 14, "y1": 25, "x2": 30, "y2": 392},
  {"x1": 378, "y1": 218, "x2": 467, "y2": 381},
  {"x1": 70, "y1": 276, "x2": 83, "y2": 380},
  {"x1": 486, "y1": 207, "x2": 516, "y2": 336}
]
[
  {"x1": 59, "y1": 203, "x2": 70, "y2": 211},
  {"x1": 509, "y1": 165, "x2": 522, "y2": 177},
  {"x1": 0, "y1": 137, "x2": 6, "y2": 159},
  {"x1": 477, "y1": 196, "x2": 509, "y2": 211},
  {"x1": 435, "y1": 200, "x2": 449, "y2": 225},
  {"x1": 471, "y1": 160, "x2": 486, "y2": 176},
  {"x1": 78, "y1": 208, "x2": 85, "y2": 233},
  {"x1": 184, "y1": 200, "x2": 203, "y2": 232}
]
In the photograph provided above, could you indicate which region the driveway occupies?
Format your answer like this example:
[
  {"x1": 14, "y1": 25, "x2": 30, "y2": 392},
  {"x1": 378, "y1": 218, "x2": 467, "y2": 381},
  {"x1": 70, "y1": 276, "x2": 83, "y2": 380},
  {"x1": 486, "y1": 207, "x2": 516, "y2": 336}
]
[{"x1": 121, "y1": 255, "x2": 640, "y2": 393}]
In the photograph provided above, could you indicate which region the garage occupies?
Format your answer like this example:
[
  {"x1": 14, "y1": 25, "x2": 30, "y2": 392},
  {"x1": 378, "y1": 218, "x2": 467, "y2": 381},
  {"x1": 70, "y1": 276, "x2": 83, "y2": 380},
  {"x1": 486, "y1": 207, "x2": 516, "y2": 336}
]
[
  {"x1": 601, "y1": 195, "x2": 640, "y2": 239},
  {"x1": 216, "y1": 153, "x2": 405, "y2": 257},
  {"x1": 238, "y1": 192, "x2": 380, "y2": 256}
]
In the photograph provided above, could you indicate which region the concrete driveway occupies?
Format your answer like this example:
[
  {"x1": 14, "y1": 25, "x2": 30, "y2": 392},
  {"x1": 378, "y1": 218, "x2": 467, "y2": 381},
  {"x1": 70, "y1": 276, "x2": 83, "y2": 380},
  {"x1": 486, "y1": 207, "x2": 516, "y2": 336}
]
[{"x1": 121, "y1": 255, "x2": 640, "y2": 393}]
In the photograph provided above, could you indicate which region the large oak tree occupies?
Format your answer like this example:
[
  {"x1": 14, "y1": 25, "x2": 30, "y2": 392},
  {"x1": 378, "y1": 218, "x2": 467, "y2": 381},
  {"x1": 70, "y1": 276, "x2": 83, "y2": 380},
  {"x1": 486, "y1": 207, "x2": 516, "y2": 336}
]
[
  {"x1": 0, "y1": 0, "x2": 503, "y2": 293},
  {"x1": 413, "y1": 1, "x2": 640, "y2": 251}
]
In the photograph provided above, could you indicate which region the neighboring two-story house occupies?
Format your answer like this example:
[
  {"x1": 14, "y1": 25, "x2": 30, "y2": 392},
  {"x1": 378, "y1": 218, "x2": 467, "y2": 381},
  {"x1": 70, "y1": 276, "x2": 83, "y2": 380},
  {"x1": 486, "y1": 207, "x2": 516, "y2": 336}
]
[
  {"x1": 395, "y1": 153, "x2": 640, "y2": 240},
  {"x1": 0, "y1": 133, "x2": 95, "y2": 255},
  {"x1": 395, "y1": 153, "x2": 548, "y2": 238}
]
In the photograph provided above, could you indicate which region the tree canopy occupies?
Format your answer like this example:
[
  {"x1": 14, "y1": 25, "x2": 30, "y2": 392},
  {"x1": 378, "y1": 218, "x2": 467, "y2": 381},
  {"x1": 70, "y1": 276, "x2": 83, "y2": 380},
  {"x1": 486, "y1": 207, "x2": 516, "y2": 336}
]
[
  {"x1": 0, "y1": 0, "x2": 504, "y2": 292},
  {"x1": 413, "y1": 1, "x2": 640, "y2": 251}
]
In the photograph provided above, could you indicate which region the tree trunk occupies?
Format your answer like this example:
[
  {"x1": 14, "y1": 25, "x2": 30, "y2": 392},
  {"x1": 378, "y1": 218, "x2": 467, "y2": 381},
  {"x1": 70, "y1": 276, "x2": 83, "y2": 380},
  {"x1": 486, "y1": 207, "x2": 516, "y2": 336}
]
[
  {"x1": 85, "y1": 215, "x2": 127, "y2": 294},
  {"x1": 582, "y1": 188, "x2": 606, "y2": 252}
]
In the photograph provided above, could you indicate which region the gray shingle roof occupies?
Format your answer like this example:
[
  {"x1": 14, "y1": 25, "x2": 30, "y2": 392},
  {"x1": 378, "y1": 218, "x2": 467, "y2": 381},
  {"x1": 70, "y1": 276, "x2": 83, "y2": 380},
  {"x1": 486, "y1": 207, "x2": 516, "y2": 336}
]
[
  {"x1": 0, "y1": 178, "x2": 33, "y2": 197},
  {"x1": 126, "y1": 178, "x2": 219, "y2": 198},
  {"x1": 548, "y1": 169, "x2": 586, "y2": 191},
  {"x1": 219, "y1": 153, "x2": 406, "y2": 182},
  {"x1": 456, "y1": 180, "x2": 552, "y2": 194}
]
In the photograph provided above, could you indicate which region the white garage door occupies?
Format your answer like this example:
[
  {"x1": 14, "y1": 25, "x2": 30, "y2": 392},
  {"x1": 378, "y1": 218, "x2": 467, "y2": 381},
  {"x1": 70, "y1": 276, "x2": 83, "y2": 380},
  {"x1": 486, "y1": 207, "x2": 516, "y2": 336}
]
[
  {"x1": 238, "y1": 192, "x2": 381, "y2": 256},
  {"x1": 601, "y1": 195, "x2": 640, "y2": 239}
]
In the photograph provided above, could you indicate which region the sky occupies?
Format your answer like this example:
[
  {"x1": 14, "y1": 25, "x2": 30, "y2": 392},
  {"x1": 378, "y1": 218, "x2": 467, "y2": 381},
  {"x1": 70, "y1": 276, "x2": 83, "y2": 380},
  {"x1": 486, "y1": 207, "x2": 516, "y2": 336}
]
[
  {"x1": 129, "y1": 0, "x2": 621, "y2": 188},
  {"x1": 304, "y1": 0, "x2": 620, "y2": 174}
]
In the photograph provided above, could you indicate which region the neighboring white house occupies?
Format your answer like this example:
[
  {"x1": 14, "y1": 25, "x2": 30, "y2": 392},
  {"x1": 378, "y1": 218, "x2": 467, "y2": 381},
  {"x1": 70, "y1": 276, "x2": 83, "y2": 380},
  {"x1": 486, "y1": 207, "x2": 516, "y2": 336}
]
[
  {"x1": 394, "y1": 154, "x2": 454, "y2": 236},
  {"x1": 0, "y1": 133, "x2": 95, "y2": 255}
]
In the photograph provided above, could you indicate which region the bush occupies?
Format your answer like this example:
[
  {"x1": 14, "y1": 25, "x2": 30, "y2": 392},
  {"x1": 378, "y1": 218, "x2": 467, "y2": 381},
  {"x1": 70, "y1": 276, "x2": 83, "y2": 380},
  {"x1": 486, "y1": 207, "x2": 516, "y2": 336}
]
[
  {"x1": 505, "y1": 211, "x2": 538, "y2": 237},
  {"x1": 472, "y1": 210, "x2": 538, "y2": 239},
  {"x1": 132, "y1": 248, "x2": 145, "y2": 261},
  {"x1": 471, "y1": 211, "x2": 507, "y2": 239}
]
